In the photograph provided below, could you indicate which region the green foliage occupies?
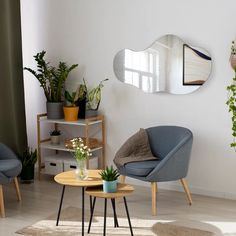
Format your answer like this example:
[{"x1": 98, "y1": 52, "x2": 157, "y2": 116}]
[
  {"x1": 19, "y1": 147, "x2": 37, "y2": 167},
  {"x1": 87, "y1": 78, "x2": 109, "y2": 110},
  {"x1": 99, "y1": 166, "x2": 120, "y2": 181},
  {"x1": 65, "y1": 90, "x2": 78, "y2": 106},
  {"x1": 226, "y1": 72, "x2": 236, "y2": 150},
  {"x1": 79, "y1": 78, "x2": 109, "y2": 110},
  {"x1": 24, "y1": 51, "x2": 78, "y2": 102},
  {"x1": 77, "y1": 78, "x2": 87, "y2": 101},
  {"x1": 50, "y1": 130, "x2": 61, "y2": 136}
]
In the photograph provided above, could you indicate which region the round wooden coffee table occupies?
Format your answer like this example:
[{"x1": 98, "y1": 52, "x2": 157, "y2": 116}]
[
  {"x1": 54, "y1": 170, "x2": 103, "y2": 236},
  {"x1": 86, "y1": 183, "x2": 134, "y2": 236}
]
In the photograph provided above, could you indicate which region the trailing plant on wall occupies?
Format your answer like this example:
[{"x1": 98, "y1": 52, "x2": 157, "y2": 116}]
[{"x1": 226, "y1": 41, "x2": 236, "y2": 150}]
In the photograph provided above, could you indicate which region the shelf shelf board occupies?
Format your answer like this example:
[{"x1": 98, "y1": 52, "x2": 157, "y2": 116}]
[
  {"x1": 39, "y1": 116, "x2": 102, "y2": 126},
  {"x1": 40, "y1": 141, "x2": 103, "y2": 152}
]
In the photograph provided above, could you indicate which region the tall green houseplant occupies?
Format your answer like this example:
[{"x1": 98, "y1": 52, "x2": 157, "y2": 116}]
[
  {"x1": 24, "y1": 51, "x2": 78, "y2": 119},
  {"x1": 226, "y1": 41, "x2": 236, "y2": 149}
]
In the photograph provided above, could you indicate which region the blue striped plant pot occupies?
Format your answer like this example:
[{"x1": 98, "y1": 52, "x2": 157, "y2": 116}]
[{"x1": 103, "y1": 180, "x2": 117, "y2": 193}]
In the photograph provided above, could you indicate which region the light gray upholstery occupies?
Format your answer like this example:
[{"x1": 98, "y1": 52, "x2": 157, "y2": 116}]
[
  {"x1": 115, "y1": 126, "x2": 193, "y2": 183},
  {"x1": 0, "y1": 143, "x2": 22, "y2": 184}
]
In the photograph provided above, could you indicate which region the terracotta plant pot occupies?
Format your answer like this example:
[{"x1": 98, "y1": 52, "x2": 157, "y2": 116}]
[{"x1": 63, "y1": 106, "x2": 79, "y2": 121}]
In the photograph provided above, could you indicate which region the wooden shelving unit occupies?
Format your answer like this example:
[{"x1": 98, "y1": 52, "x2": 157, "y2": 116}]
[{"x1": 37, "y1": 113, "x2": 105, "y2": 180}]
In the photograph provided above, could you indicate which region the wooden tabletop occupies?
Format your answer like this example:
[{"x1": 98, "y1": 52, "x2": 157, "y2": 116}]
[
  {"x1": 85, "y1": 183, "x2": 134, "y2": 199},
  {"x1": 54, "y1": 170, "x2": 103, "y2": 187}
]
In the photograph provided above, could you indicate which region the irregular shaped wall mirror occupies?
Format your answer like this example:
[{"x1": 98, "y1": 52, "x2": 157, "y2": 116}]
[{"x1": 113, "y1": 34, "x2": 212, "y2": 94}]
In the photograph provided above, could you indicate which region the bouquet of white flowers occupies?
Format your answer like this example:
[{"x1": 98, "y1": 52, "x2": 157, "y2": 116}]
[
  {"x1": 65, "y1": 138, "x2": 92, "y2": 180},
  {"x1": 67, "y1": 137, "x2": 92, "y2": 161}
]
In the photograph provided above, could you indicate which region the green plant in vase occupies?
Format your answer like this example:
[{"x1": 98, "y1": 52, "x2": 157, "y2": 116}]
[
  {"x1": 99, "y1": 166, "x2": 120, "y2": 193},
  {"x1": 66, "y1": 138, "x2": 92, "y2": 180}
]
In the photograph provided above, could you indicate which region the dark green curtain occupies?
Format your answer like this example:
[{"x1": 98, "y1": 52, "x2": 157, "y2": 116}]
[{"x1": 0, "y1": 0, "x2": 27, "y2": 154}]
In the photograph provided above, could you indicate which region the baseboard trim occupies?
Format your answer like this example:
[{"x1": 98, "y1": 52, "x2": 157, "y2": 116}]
[{"x1": 125, "y1": 177, "x2": 236, "y2": 201}]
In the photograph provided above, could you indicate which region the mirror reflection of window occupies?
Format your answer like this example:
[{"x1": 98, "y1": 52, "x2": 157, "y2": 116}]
[{"x1": 124, "y1": 49, "x2": 159, "y2": 93}]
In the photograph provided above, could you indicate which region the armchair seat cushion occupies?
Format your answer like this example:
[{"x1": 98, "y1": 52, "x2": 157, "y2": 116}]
[
  {"x1": 0, "y1": 159, "x2": 22, "y2": 178},
  {"x1": 124, "y1": 159, "x2": 161, "y2": 177}
]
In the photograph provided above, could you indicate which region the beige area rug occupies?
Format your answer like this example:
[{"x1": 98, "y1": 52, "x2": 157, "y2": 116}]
[{"x1": 16, "y1": 207, "x2": 214, "y2": 236}]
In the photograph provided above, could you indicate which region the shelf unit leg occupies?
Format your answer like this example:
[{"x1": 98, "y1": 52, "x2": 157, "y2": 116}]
[
  {"x1": 101, "y1": 116, "x2": 105, "y2": 169},
  {"x1": 37, "y1": 114, "x2": 41, "y2": 180}
]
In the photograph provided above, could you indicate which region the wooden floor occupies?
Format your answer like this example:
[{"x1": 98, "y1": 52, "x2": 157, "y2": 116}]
[{"x1": 0, "y1": 175, "x2": 236, "y2": 235}]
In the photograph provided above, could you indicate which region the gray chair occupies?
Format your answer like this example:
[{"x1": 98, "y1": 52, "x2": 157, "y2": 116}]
[
  {"x1": 115, "y1": 126, "x2": 193, "y2": 215},
  {"x1": 0, "y1": 143, "x2": 22, "y2": 217}
]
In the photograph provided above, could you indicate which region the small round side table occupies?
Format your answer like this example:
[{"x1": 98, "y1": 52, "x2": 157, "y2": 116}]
[
  {"x1": 85, "y1": 183, "x2": 134, "y2": 236},
  {"x1": 54, "y1": 170, "x2": 103, "y2": 236}
]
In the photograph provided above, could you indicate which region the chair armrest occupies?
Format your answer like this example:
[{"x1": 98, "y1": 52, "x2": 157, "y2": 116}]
[{"x1": 146, "y1": 136, "x2": 193, "y2": 182}]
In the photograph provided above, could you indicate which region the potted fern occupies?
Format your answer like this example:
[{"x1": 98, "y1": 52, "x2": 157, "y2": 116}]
[
  {"x1": 99, "y1": 166, "x2": 120, "y2": 193},
  {"x1": 24, "y1": 51, "x2": 78, "y2": 119},
  {"x1": 64, "y1": 90, "x2": 79, "y2": 121},
  {"x1": 20, "y1": 147, "x2": 37, "y2": 183}
]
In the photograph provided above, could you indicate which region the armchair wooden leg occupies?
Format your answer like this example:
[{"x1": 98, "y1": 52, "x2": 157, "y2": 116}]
[
  {"x1": 180, "y1": 178, "x2": 192, "y2": 205},
  {"x1": 0, "y1": 185, "x2": 5, "y2": 217},
  {"x1": 14, "y1": 177, "x2": 21, "y2": 201},
  {"x1": 151, "y1": 182, "x2": 157, "y2": 216},
  {"x1": 119, "y1": 175, "x2": 126, "y2": 184}
]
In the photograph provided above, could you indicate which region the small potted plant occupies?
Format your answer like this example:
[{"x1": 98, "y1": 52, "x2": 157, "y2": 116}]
[
  {"x1": 99, "y1": 166, "x2": 120, "y2": 193},
  {"x1": 24, "y1": 51, "x2": 78, "y2": 119},
  {"x1": 19, "y1": 147, "x2": 37, "y2": 183},
  {"x1": 75, "y1": 81, "x2": 87, "y2": 119},
  {"x1": 64, "y1": 90, "x2": 79, "y2": 121},
  {"x1": 78, "y1": 78, "x2": 109, "y2": 118},
  {"x1": 50, "y1": 130, "x2": 61, "y2": 144},
  {"x1": 65, "y1": 138, "x2": 92, "y2": 180}
]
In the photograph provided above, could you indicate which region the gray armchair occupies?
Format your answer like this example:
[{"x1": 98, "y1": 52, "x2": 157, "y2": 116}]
[
  {"x1": 115, "y1": 126, "x2": 193, "y2": 215},
  {"x1": 0, "y1": 143, "x2": 22, "y2": 217}
]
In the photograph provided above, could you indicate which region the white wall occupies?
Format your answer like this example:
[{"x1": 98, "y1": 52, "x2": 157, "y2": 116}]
[{"x1": 21, "y1": 0, "x2": 236, "y2": 199}]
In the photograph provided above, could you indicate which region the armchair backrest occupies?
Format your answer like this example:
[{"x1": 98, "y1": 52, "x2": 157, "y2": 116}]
[
  {"x1": 0, "y1": 143, "x2": 18, "y2": 160},
  {"x1": 146, "y1": 126, "x2": 193, "y2": 160}
]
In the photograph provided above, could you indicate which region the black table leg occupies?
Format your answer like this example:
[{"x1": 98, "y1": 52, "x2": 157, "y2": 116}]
[
  {"x1": 103, "y1": 198, "x2": 107, "y2": 236},
  {"x1": 90, "y1": 196, "x2": 93, "y2": 214},
  {"x1": 56, "y1": 185, "x2": 65, "y2": 226},
  {"x1": 111, "y1": 198, "x2": 119, "y2": 227},
  {"x1": 123, "y1": 197, "x2": 134, "y2": 236},
  {"x1": 87, "y1": 197, "x2": 96, "y2": 233},
  {"x1": 82, "y1": 187, "x2": 85, "y2": 236}
]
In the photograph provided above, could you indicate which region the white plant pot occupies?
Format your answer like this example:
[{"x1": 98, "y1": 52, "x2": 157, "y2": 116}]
[{"x1": 50, "y1": 135, "x2": 60, "y2": 145}]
